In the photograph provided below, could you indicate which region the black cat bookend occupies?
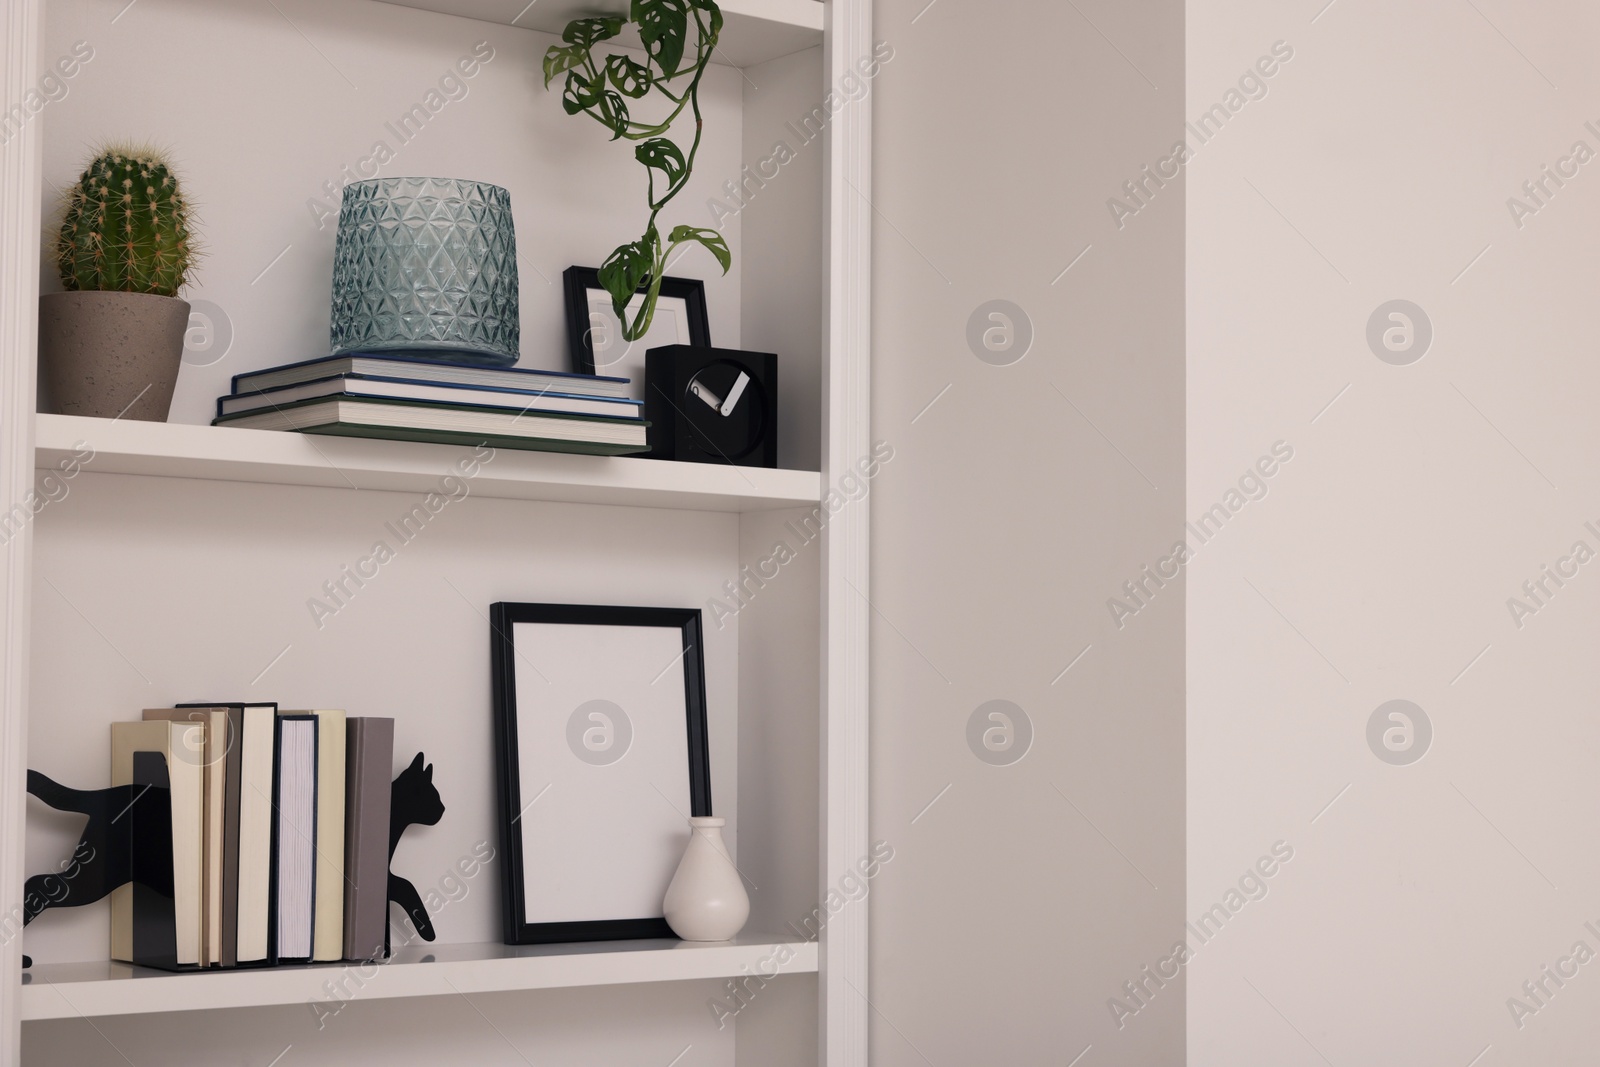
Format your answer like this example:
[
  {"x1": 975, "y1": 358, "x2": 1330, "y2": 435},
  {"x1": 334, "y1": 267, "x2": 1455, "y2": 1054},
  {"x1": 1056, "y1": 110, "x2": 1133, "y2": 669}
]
[
  {"x1": 20, "y1": 751, "x2": 445, "y2": 969},
  {"x1": 17, "y1": 768, "x2": 169, "y2": 970},
  {"x1": 386, "y1": 752, "x2": 445, "y2": 956}
]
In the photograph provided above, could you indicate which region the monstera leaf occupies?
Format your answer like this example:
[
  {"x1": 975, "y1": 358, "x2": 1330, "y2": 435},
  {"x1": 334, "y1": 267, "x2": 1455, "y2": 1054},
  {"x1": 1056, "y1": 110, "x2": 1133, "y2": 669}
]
[
  {"x1": 634, "y1": 0, "x2": 690, "y2": 77},
  {"x1": 636, "y1": 138, "x2": 688, "y2": 196},
  {"x1": 606, "y1": 54, "x2": 654, "y2": 98},
  {"x1": 594, "y1": 90, "x2": 630, "y2": 138},
  {"x1": 691, "y1": 0, "x2": 724, "y2": 44},
  {"x1": 563, "y1": 16, "x2": 623, "y2": 46},
  {"x1": 543, "y1": 44, "x2": 586, "y2": 88},
  {"x1": 668, "y1": 225, "x2": 731, "y2": 273},
  {"x1": 598, "y1": 233, "x2": 658, "y2": 318},
  {"x1": 562, "y1": 70, "x2": 604, "y2": 115}
]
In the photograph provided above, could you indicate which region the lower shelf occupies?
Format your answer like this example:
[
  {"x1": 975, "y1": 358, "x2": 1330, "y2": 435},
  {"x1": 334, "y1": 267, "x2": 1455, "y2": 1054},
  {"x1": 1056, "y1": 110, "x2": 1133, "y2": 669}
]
[{"x1": 20, "y1": 935, "x2": 816, "y2": 1020}]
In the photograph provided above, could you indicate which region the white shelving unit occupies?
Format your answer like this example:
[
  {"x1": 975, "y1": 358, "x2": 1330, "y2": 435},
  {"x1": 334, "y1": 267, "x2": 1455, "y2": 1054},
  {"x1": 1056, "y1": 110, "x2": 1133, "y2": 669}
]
[
  {"x1": 21, "y1": 935, "x2": 818, "y2": 1020},
  {"x1": 0, "y1": 0, "x2": 871, "y2": 1064}
]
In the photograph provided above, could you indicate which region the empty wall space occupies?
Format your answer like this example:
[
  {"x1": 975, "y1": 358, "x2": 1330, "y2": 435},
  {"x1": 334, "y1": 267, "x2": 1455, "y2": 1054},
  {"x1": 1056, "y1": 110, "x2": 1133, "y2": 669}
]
[
  {"x1": 740, "y1": 46, "x2": 826, "y2": 473},
  {"x1": 869, "y1": 1, "x2": 1185, "y2": 1064},
  {"x1": 1188, "y1": 2, "x2": 1600, "y2": 1064}
]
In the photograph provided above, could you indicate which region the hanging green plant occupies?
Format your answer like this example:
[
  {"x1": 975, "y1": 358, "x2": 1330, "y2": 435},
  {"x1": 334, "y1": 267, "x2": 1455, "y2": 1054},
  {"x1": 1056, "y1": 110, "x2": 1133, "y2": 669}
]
[{"x1": 545, "y1": 0, "x2": 729, "y2": 342}]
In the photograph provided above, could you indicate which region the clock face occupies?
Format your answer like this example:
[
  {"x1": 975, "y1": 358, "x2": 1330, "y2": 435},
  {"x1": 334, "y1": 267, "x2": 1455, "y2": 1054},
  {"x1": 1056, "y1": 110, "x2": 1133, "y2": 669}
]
[{"x1": 682, "y1": 360, "x2": 767, "y2": 462}]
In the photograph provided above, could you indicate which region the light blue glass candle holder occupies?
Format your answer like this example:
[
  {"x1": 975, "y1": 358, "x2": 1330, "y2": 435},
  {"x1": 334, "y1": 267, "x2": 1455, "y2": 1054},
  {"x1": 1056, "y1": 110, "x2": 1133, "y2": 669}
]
[{"x1": 330, "y1": 177, "x2": 520, "y2": 365}]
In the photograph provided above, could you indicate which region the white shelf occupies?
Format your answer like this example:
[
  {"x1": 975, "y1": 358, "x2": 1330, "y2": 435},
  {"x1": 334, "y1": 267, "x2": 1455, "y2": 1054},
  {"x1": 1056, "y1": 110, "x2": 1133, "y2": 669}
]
[
  {"x1": 36, "y1": 414, "x2": 822, "y2": 513},
  {"x1": 20, "y1": 935, "x2": 816, "y2": 1020},
  {"x1": 377, "y1": 0, "x2": 824, "y2": 68}
]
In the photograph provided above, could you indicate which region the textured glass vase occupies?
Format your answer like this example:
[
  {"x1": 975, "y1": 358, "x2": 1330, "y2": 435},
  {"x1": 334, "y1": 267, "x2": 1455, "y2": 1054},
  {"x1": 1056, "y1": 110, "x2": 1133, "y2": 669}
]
[{"x1": 330, "y1": 177, "x2": 519, "y2": 365}]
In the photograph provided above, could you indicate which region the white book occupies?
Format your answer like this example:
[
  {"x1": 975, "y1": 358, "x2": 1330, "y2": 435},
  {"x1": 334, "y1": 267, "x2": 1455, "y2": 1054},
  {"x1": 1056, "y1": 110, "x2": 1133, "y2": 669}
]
[{"x1": 274, "y1": 715, "x2": 318, "y2": 962}]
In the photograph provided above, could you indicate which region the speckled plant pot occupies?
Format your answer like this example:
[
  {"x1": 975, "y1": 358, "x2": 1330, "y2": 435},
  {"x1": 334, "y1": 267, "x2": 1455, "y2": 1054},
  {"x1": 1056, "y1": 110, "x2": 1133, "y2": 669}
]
[{"x1": 39, "y1": 291, "x2": 189, "y2": 421}]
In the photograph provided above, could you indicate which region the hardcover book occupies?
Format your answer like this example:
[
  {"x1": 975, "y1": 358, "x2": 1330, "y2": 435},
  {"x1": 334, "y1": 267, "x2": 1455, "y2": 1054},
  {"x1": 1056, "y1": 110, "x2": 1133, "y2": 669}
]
[
  {"x1": 233, "y1": 354, "x2": 629, "y2": 398},
  {"x1": 343, "y1": 717, "x2": 394, "y2": 962},
  {"x1": 273, "y1": 714, "x2": 318, "y2": 964},
  {"x1": 213, "y1": 395, "x2": 649, "y2": 455},
  {"x1": 219, "y1": 373, "x2": 644, "y2": 420},
  {"x1": 307, "y1": 709, "x2": 347, "y2": 962}
]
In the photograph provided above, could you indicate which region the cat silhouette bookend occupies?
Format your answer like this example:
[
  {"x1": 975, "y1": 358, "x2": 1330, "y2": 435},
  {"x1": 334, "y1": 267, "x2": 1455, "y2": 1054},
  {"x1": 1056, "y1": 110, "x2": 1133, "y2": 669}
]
[
  {"x1": 19, "y1": 766, "x2": 175, "y2": 970},
  {"x1": 386, "y1": 752, "x2": 446, "y2": 957}
]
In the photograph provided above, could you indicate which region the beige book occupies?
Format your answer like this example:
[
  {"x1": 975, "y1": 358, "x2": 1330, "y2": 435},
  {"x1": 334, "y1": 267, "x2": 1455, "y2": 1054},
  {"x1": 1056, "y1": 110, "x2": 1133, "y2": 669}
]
[
  {"x1": 235, "y1": 706, "x2": 277, "y2": 964},
  {"x1": 110, "y1": 721, "x2": 204, "y2": 966},
  {"x1": 144, "y1": 708, "x2": 227, "y2": 967},
  {"x1": 304, "y1": 710, "x2": 347, "y2": 961}
]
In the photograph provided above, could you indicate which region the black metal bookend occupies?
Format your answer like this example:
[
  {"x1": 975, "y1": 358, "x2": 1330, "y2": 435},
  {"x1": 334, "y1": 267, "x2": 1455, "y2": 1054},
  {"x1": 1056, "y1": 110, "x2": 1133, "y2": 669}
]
[
  {"x1": 20, "y1": 768, "x2": 173, "y2": 970},
  {"x1": 385, "y1": 752, "x2": 445, "y2": 957}
]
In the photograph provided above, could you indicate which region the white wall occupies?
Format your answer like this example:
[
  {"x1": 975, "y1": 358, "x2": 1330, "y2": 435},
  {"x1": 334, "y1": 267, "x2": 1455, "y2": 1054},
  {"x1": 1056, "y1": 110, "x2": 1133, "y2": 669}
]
[
  {"x1": 870, "y1": 0, "x2": 1185, "y2": 1063},
  {"x1": 1188, "y1": 2, "x2": 1600, "y2": 1064}
]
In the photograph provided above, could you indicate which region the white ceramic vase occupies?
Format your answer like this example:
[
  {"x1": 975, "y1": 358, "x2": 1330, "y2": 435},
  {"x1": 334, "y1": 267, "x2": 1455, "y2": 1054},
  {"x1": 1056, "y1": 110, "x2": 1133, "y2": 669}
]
[{"x1": 663, "y1": 817, "x2": 750, "y2": 941}]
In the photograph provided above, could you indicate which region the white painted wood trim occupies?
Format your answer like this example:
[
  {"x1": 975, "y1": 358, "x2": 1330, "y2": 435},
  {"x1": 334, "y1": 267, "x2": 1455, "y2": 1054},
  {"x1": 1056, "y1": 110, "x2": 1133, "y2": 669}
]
[
  {"x1": 376, "y1": 0, "x2": 823, "y2": 69},
  {"x1": 21, "y1": 936, "x2": 819, "y2": 1021},
  {"x1": 35, "y1": 414, "x2": 824, "y2": 512},
  {"x1": 820, "y1": 0, "x2": 871, "y2": 1063},
  {"x1": 0, "y1": 1, "x2": 43, "y2": 1063}
]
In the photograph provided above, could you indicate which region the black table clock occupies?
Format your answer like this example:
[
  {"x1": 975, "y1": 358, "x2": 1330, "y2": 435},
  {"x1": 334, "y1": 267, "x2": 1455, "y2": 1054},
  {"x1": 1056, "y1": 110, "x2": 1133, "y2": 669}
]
[{"x1": 645, "y1": 345, "x2": 778, "y2": 468}]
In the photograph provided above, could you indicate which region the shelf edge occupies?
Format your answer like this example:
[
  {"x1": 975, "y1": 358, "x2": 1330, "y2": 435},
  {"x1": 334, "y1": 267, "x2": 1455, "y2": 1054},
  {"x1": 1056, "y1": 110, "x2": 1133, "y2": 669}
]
[
  {"x1": 36, "y1": 414, "x2": 823, "y2": 513},
  {"x1": 20, "y1": 937, "x2": 819, "y2": 1020}
]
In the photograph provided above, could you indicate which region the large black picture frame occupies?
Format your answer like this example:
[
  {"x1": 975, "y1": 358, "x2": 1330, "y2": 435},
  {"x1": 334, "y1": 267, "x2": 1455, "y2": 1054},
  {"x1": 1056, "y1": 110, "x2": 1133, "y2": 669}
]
[
  {"x1": 489, "y1": 602, "x2": 712, "y2": 945},
  {"x1": 562, "y1": 266, "x2": 712, "y2": 378}
]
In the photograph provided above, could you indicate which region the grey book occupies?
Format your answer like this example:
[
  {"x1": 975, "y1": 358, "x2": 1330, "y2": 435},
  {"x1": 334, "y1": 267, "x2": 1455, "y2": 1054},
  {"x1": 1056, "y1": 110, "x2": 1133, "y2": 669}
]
[
  {"x1": 343, "y1": 717, "x2": 394, "y2": 961},
  {"x1": 219, "y1": 707, "x2": 243, "y2": 968}
]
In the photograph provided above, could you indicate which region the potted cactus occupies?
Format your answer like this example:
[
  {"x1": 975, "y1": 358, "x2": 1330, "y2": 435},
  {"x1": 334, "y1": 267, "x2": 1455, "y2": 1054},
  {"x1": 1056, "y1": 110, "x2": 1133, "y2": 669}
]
[{"x1": 39, "y1": 145, "x2": 198, "y2": 421}]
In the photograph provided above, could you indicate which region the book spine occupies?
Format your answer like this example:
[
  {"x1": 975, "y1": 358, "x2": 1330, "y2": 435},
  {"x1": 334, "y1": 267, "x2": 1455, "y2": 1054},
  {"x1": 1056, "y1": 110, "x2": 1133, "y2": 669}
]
[
  {"x1": 342, "y1": 720, "x2": 365, "y2": 960},
  {"x1": 221, "y1": 708, "x2": 243, "y2": 968}
]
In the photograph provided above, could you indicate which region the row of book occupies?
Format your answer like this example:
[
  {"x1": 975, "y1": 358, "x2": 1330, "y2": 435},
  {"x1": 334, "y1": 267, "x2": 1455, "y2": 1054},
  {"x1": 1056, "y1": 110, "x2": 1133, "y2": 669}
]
[
  {"x1": 113, "y1": 704, "x2": 395, "y2": 970},
  {"x1": 210, "y1": 353, "x2": 649, "y2": 455}
]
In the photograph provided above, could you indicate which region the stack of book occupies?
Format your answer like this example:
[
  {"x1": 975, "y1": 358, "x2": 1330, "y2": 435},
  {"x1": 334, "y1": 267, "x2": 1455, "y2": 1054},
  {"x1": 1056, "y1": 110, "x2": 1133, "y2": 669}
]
[
  {"x1": 212, "y1": 354, "x2": 648, "y2": 455},
  {"x1": 112, "y1": 705, "x2": 396, "y2": 969}
]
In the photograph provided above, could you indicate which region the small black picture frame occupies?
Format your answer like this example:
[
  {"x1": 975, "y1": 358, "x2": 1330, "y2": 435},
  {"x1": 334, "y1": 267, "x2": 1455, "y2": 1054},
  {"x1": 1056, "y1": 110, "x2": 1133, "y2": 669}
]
[
  {"x1": 562, "y1": 267, "x2": 711, "y2": 386},
  {"x1": 490, "y1": 603, "x2": 712, "y2": 945}
]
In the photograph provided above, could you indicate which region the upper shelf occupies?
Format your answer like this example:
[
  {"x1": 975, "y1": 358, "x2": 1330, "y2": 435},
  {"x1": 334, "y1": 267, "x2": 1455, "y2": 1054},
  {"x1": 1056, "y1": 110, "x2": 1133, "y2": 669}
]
[
  {"x1": 20, "y1": 935, "x2": 817, "y2": 1020},
  {"x1": 376, "y1": 0, "x2": 825, "y2": 68},
  {"x1": 35, "y1": 414, "x2": 822, "y2": 513}
]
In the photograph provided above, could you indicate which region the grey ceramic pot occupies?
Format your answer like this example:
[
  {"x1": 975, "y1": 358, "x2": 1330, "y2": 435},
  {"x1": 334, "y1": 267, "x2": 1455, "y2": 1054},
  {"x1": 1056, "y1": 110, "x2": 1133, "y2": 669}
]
[{"x1": 39, "y1": 291, "x2": 190, "y2": 421}]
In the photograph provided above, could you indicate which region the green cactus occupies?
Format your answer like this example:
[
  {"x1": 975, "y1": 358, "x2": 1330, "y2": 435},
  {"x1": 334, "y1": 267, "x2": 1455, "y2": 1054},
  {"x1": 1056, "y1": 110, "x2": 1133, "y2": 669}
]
[{"x1": 54, "y1": 145, "x2": 196, "y2": 297}]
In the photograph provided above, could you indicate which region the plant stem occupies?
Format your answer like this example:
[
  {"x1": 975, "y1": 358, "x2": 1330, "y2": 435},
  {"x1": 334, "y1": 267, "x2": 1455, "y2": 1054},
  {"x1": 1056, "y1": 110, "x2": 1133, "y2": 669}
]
[{"x1": 620, "y1": 9, "x2": 716, "y2": 340}]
